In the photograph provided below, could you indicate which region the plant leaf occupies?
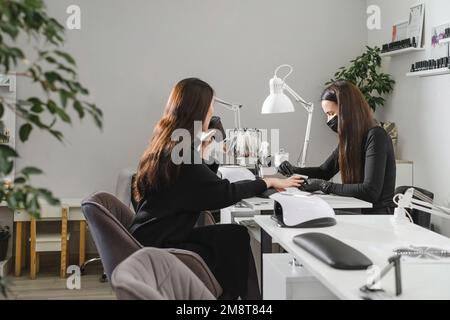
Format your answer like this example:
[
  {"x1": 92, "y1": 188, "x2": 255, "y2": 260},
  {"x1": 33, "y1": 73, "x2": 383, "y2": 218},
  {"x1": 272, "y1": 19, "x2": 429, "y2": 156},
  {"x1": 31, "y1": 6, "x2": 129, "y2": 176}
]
[
  {"x1": 19, "y1": 123, "x2": 33, "y2": 142},
  {"x1": 54, "y1": 50, "x2": 76, "y2": 66},
  {"x1": 21, "y1": 167, "x2": 43, "y2": 177}
]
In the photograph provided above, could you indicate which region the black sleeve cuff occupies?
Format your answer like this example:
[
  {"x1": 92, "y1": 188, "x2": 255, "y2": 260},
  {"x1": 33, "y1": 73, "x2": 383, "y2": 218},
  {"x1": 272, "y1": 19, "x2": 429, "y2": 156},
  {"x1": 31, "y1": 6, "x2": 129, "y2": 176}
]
[{"x1": 253, "y1": 178, "x2": 268, "y2": 194}]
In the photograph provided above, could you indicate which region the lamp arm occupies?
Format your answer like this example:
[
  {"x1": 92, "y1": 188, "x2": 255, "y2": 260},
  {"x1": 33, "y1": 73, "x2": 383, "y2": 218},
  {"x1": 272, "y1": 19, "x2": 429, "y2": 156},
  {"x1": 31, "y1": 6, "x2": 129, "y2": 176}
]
[
  {"x1": 215, "y1": 97, "x2": 243, "y2": 129},
  {"x1": 235, "y1": 107, "x2": 241, "y2": 130},
  {"x1": 283, "y1": 83, "x2": 314, "y2": 112},
  {"x1": 395, "y1": 188, "x2": 450, "y2": 221},
  {"x1": 281, "y1": 83, "x2": 314, "y2": 167},
  {"x1": 299, "y1": 104, "x2": 314, "y2": 167},
  {"x1": 408, "y1": 198, "x2": 450, "y2": 219}
]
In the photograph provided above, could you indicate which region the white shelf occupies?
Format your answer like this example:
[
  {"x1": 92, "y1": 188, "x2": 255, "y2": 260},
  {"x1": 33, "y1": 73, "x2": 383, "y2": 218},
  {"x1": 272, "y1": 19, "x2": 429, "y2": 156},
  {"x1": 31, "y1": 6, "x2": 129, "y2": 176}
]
[
  {"x1": 380, "y1": 47, "x2": 425, "y2": 57},
  {"x1": 406, "y1": 67, "x2": 450, "y2": 78},
  {"x1": 439, "y1": 38, "x2": 450, "y2": 45}
]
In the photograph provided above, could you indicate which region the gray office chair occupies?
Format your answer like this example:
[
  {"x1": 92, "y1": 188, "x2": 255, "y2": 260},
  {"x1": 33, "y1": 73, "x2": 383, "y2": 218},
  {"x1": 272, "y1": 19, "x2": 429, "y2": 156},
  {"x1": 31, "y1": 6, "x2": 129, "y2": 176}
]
[
  {"x1": 111, "y1": 247, "x2": 215, "y2": 300},
  {"x1": 395, "y1": 186, "x2": 434, "y2": 229},
  {"x1": 115, "y1": 168, "x2": 137, "y2": 210},
  {"x1": 81, "y1": 169, "x2": 137, "y2": 279},
  {"x1": 81, "y1": 192, "x2": 223, "y2": 297}
]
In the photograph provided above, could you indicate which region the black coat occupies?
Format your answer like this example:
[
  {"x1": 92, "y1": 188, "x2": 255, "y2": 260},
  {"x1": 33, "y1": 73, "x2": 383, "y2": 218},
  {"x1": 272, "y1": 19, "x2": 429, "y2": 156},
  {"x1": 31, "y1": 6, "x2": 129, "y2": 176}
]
[
  {"x1": 294, "y1": 126, "x2": 397, "y2": 214},
  {"x1": 129, "y1": 157, "x2": 266, "y2": 298}
]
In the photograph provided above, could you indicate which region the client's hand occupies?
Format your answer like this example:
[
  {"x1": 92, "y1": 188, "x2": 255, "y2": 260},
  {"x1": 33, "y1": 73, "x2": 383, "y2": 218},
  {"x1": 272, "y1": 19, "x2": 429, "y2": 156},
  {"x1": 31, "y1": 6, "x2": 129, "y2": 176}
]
[
  {"x1": 278, "y1": 161, "x2": 296, "y2": 176},
  {"x1": 264, "y1": 176, "x2": 303, "y2": 192}
]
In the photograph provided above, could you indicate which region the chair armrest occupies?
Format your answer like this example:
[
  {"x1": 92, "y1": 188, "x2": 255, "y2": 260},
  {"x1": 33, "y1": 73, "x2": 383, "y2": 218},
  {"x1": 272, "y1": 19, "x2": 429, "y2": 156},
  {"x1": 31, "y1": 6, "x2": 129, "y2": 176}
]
[{"x1": 166, "y1": 248, "x2": 223, "y2": 298}]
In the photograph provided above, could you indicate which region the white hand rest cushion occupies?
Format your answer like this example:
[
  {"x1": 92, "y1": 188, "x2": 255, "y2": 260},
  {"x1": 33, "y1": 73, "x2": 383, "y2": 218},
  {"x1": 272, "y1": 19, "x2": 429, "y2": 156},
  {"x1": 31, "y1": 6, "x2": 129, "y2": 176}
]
[{"x1": 218, "y1": 166, "x2": 255, "y2": 183}]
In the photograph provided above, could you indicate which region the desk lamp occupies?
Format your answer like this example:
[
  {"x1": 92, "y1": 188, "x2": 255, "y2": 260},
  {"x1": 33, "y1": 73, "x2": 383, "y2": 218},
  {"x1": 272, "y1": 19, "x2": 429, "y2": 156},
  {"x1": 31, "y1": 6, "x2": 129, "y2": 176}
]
[
  {"x1": 215, "y1": 97, "x2": 263, "y2": 167},
  {"x1": 262, "y1": 64, "x2": 314, "y2": 167},
  {"x1": 393, "y1": 188, "x2": 450, "y2": 224}
]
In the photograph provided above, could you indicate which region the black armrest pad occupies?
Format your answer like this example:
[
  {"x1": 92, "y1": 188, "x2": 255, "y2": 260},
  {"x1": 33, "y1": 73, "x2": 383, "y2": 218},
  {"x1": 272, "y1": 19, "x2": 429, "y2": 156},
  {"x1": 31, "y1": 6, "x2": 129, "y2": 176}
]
[{"x1": 293, "y1": 233, "x2": 373, "y2": 270}]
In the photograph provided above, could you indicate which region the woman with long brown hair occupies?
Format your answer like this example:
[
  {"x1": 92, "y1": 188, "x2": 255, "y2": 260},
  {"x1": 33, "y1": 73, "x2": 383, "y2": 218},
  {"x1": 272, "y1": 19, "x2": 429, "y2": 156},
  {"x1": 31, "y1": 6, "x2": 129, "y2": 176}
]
[
  {"x1": 279, "y1": 80, "x2": 396, "y2": 214},
  {"x1": 129, "y1": 78, "x2": 301, "y2": 299}
]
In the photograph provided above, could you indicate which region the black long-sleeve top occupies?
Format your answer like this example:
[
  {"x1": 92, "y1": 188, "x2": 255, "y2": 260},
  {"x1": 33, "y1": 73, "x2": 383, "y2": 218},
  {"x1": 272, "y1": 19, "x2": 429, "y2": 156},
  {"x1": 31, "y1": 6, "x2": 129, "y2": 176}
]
[
  {"x1": 129, "y1": 158, "x2": 267, "y2": 247},
  {"x1": 295, "y1": 126, "x2": 396, "y2": 213}
]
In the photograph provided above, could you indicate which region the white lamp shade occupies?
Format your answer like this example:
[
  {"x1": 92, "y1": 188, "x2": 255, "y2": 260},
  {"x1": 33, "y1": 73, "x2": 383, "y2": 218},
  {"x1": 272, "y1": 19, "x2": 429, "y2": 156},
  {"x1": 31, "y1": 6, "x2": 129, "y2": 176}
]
[
  {"x1": 262, "y1": 93, "x2": 295, "y2": 114},
  {"x1": 261, "y1": 76, "x2": 295, "y2": 114}
]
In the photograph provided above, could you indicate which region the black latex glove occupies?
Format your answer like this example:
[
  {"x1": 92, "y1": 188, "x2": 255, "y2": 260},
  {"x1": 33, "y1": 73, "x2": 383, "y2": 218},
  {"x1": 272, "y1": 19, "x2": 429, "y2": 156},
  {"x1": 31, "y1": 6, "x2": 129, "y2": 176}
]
[
  {"x1": 209, "y1": 116, "x2": 226, "y2": 142},
  {"x1": 301, "y1": 179, "x2": 332, "y2": 193},
  {"x1": 278, "y1": 161, "x2": 296, "y2": 176}
]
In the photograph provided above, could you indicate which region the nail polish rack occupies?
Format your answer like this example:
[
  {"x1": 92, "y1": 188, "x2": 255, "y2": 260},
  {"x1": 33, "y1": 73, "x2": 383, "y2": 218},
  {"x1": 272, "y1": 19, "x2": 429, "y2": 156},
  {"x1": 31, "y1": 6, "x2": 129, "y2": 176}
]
[
  {"x1": 380, "y1": 37, "x2": 425, "y2": 57},
  {"x1": 406, "y1": 56, "x2": 450, "y2": 78},
  {"x1": 406, "y1": 28, "x2": 450, "y2": 78}
]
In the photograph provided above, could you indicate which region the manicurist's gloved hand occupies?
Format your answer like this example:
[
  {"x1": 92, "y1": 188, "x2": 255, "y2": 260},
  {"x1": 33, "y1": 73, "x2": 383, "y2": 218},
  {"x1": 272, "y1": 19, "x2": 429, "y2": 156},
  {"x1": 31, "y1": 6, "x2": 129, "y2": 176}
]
[
  {"x1": 302, "y1": 179, "x2": 332, "y2": 194},
  {"x1": 278, "y1": 161, "x2": 296, "y2": 176}
]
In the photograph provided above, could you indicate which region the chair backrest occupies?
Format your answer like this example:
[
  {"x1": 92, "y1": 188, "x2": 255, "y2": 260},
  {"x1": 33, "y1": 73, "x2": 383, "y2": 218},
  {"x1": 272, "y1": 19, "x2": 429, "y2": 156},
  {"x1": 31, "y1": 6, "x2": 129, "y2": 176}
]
[
  {"x1": 111, "y1": 248, "x2": 215, "y2": 300},
  {"x1": 395, "y1": 186, "x2": 434, "y2": 229},
  {"x1": 115, "y1": 168, "x2": 137, "y2": 211},
  {"x1": 81, "y1": 192, "x2": 142, "y2": 280}
]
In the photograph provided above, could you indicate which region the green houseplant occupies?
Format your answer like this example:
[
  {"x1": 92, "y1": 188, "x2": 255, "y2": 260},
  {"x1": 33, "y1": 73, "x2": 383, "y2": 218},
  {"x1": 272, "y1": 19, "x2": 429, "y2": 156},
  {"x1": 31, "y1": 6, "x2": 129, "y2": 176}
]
[
  {"x1": 0, "y1": 0, "x2": 103, "y2": 296},
  {"x1": 326, "y1": 46, "x2": 395, "y2": 112}
]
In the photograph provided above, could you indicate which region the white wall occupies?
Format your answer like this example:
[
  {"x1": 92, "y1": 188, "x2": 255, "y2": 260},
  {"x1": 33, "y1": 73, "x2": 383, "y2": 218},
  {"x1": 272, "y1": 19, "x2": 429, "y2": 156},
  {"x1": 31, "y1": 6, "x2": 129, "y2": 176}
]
[
  {"x1": 16, "y1": 0, "x2": 368, "y2": 200},
  {"x1": 368, "y1": 0, "x2": 450, "y2": 235}
]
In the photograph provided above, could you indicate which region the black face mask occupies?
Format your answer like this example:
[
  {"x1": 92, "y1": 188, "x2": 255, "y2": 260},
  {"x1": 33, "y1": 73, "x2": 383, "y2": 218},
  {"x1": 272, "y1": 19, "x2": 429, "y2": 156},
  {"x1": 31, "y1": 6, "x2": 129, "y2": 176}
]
[{"x1": 327, "y1": 116, "x2": 338, "y2": 133}]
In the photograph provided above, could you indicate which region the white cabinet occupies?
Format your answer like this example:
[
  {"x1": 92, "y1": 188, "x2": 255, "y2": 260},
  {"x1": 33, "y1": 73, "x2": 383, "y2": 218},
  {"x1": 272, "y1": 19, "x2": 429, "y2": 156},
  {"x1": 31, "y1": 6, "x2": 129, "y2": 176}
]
[
  {"x1": 395, "y1": 160, "x2": 413, "y2": 188},
  {"x1": 263, "y1": 253, "x2": 337, "y2": 300}
]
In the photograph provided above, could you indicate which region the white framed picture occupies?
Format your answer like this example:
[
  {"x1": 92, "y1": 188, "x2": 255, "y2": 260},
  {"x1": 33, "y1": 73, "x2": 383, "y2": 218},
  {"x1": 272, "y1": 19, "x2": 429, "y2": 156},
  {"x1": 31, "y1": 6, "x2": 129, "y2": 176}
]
[
  {"x1": 407, "y1": 3, "x2": 425, "y2": 47},
  {"x1": 431, "y1": 22, "x2": 450, "y2": 48},
  {"x1": 392, "y1": 21, "x2": 409, "y2": 42}
]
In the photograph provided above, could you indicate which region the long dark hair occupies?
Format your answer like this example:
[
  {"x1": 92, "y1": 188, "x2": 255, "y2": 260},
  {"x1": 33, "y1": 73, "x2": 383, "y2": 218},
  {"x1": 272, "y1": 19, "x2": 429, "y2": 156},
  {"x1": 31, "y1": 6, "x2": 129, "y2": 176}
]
[
  {"x1": 134, "y1": 78, "x2": 214, "y2": 201},
  {"x1": 321, "y1": 81, "x2": 375, "y2": 184}
]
